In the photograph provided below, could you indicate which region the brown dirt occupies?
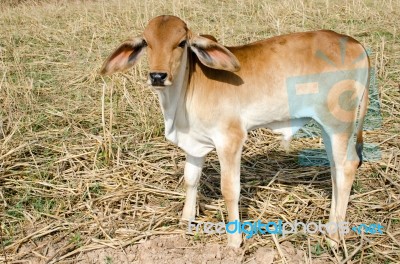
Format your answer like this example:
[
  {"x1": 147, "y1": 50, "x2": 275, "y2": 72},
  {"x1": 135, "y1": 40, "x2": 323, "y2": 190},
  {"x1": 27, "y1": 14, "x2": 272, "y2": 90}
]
[{"x1": 17, "y1": 234, "x2": 336, "y2": 264}]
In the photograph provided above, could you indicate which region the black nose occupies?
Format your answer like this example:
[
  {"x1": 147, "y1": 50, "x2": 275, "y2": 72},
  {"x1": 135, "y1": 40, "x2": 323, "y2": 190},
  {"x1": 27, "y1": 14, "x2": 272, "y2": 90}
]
[{"x1": 149, "y1": 72, "x2": 168, "y2": 86}]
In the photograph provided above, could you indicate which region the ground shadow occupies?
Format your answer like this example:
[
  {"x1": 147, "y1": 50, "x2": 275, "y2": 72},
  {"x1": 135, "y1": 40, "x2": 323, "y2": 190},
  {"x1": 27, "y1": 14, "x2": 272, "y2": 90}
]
[{"x1": 197, "y1": 148, "x2": 334, "y2": 220}]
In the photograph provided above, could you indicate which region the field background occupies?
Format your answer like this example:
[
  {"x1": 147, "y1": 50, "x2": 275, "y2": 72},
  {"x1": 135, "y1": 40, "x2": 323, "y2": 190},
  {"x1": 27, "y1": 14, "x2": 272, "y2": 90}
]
[{"x1": 1, "y1": 0, "x2": 399, "y2": 263}]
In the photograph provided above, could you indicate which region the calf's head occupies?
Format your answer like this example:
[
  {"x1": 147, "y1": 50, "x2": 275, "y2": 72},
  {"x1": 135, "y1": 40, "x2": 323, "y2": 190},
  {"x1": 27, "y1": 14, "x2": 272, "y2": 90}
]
[{"x1": 100, "y1": 15, "x2": 240, "y2": 88}]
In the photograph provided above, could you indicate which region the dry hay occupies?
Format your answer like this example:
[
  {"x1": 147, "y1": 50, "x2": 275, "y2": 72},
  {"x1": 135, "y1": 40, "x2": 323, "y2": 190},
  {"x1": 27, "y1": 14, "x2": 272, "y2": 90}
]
[{"x1": 0, "y1": 0, "x2": 399, "y2": 263}]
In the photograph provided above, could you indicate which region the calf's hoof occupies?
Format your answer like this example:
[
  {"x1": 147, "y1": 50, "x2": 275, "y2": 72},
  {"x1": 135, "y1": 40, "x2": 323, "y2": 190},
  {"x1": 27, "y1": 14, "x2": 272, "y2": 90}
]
[{"x1": 227, "y1": 233, "x2": 242, "y2": 248}]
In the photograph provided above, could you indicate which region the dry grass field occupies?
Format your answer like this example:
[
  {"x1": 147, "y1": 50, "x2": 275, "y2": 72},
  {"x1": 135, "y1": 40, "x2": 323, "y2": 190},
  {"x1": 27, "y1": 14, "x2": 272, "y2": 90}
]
[{"x1": 1, "y1": 0, "x2": 399, "y2": 263}]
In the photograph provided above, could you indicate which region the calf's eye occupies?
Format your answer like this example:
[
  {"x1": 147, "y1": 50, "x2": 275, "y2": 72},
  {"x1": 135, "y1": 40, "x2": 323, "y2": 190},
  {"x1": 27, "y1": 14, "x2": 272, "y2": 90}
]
[{"x1": 178, "y1": 40, "x2": 186, "y2": 48}]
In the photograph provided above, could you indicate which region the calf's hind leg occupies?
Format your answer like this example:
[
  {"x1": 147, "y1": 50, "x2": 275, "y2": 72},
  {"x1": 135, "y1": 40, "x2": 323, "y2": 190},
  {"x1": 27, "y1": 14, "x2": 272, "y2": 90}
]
[{"x1": 326, "y1": 131, "x2": 359, "y2": 247}]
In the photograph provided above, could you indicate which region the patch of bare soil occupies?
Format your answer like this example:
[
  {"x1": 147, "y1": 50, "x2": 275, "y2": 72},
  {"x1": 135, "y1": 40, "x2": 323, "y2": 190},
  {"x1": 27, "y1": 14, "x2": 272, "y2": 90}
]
[{"x1": 66, "y1": 235, "x2": 332, "y2": 264}]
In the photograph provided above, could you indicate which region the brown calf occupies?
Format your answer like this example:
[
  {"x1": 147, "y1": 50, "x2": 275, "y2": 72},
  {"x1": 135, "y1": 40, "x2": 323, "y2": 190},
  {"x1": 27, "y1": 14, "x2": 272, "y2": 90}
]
[{"x1": 101, "y1": 15, "x2": 369, "y2": 247}]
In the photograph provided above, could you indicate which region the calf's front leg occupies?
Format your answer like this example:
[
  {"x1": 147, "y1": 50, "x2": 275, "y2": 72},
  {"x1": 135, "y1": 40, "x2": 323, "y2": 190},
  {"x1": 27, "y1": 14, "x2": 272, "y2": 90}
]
[
  {"x1": 215, "y1": 129, "x2": 246, "y2": 248},
  {"x1": 182, "y1": 155, "x2": 205, "y2": 221}
]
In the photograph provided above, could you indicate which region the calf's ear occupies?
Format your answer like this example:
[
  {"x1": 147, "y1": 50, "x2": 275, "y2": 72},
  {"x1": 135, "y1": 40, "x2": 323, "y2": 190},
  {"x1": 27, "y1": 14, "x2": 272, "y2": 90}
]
[
  {"x1": 189, "y1": 34, "x2": 240, "y2": 72},
  {"x1": 100, "y1": 37, "x2": 146, "y2": 75}
]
